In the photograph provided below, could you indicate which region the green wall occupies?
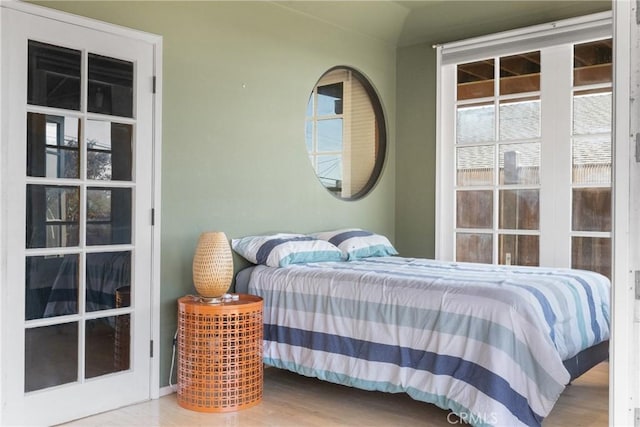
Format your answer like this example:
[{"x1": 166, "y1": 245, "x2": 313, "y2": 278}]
[{"x1": 31, "y1": 1, "x2": 396, "y2": 388}]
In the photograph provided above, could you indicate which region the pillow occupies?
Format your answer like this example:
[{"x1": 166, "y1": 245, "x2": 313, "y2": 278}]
[
  {"x1": 231, "y1": 233, "x2": 344, "y2": 267},
  {"x1": 312, "y1": 228, "x2": 398, "y2": 260}
]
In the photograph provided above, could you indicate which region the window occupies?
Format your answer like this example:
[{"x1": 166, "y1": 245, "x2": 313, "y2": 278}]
[{"x1": 437, "y1": 14, "x2": 612, "y2": 278}]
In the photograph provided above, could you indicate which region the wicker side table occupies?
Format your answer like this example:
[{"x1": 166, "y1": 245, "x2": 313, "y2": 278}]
[{"x1": 177, "y1": 294, "x2": 263, "y2": 412}]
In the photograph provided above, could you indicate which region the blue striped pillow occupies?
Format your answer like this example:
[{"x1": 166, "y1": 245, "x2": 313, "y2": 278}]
[
  {"x1": 312, "y1": 228, "x2": 398, "y2": 260},
  {"x1": 231, "y1": 233, "x2": 345, "y2": 267}
]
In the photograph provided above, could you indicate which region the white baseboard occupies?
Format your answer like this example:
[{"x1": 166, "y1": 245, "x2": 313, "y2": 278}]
[{"x1": 159, "y1": 385, "x2": 177, "y2": 397}]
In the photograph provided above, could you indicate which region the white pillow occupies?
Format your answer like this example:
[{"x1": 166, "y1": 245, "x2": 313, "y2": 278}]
[
  {"x1": 231, "y1": 233, "x2": 344, "y2": 267},
  {"x1": 312, "y1": 228, "x2": 398, "y2": 260}
]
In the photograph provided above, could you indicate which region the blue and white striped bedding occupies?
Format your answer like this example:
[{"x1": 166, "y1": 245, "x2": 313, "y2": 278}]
[{"x1": 246, "y1": 256, "x2": 610, "y2": 427}]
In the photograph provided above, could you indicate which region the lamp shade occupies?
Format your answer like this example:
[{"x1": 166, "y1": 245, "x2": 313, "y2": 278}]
[{"x1": 192, "y1": 231, "x2": 234, "y2": 298}]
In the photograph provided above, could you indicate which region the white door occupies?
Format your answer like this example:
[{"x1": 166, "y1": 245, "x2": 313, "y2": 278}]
[{"x1": 1, "y1": 5, "x2": 157, "y2": 425}]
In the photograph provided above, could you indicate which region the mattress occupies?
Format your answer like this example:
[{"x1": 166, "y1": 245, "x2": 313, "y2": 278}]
[{"x1": 244, "y1": 256, "x2": 610, "y2": 427}]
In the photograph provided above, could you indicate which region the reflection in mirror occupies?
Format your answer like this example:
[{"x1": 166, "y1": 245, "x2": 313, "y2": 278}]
[{"x1": 306, "y1": 66, "x2": 386, "y2": 200}]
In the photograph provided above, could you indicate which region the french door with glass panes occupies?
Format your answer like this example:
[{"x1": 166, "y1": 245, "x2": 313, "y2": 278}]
[
  {"x1": 1, "y1": 5, "x2": 158, "y2": 425},
  {"x1": 438, "y1": 27, "x2": 612, "y2": 279}
]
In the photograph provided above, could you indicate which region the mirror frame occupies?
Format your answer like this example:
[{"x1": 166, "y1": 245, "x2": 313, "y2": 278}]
[{"x1": 306, "y1": 65, "x2": 387, "y2": 201}]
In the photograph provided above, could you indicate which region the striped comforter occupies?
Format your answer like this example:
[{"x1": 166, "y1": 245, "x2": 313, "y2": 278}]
[{"x1": 247, "y1": 257, "x2": 610, "y2": 427}]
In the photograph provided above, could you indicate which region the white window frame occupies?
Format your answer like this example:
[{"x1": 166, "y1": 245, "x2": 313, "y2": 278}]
[{"x1": 436, "y1": 12, "x2": 612, "y2": 263}]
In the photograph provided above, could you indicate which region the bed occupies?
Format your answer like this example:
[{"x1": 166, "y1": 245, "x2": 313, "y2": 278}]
[{"x1": 234, "y1": 255, "x2": 610, "y2": 427}]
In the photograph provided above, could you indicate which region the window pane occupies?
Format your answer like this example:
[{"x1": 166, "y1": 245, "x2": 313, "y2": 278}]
[
  {"x1": 317, "y1": 119, "x2": 343, "y2": 152},
  {"x1": 86, "y1": 252, "x2": 131, "y2": 312},
  {"x1": 457, "y1": 59, "x2": 494, "y2": 100},
  {"x1": 27, "y1": 113, "x2": 80, "y2": 179},
  {"x1": 317, "y1": 82, "x2": 343, "y2": 116},
  {"x1": 500, "y1": 51, "x2": 540, "y2": 95},
  {"x1": 305, "y1": 121, "x2": 313, "y2": 152},
  {"x1": 572, "y1": 236, "x2": 611, "y2": 279},
  {"x1": 306, "y1": 96, "x2": 314, "y2": 117},
  {"x1": 574, "y1": 39, "x2": 612, "y2": 86},
  {"x1": 456, "y1": 233, "x2": 492, "y2": 263},
  {"x1": 87, "y1": 187, "x2": 132, "y2": 245},
  {"x1": 315, "y1": 154, "x2": 342, "y2": 190},
  {"x1": 86, "y1": 120, "x2": 133, "y2": 181},
  {"x1": 26, "y1": 185, "x2": 80, "y2": 249},
  {"x1": 456, "y1": 145, "x2": 494, "y2": 186},
  {"x1": 572, "y1": 188, "x2": 611, "y2": 232},
  {"x1": 456, "y1": 190, "x2": 493, "y2": 229},
  {"x1": 456, "y1": 103, "x2": 495, "y2": 144},
  {"x1": 25, "y1": 323, "x2": 78, "y2": 392},
  {"x1": 499, "y1": 189, "x2": 539, "y2": 230},
  {"x1": 25, "y1": 254, "x2": 79, "y2": 320},
  {"x1": 28, "y1": 41, "x2": 81, "y2": 110},
  {"x1": 499, "y1": 98, "x2": 540, "y2": 141},
  {"x1": 572, "y1": 136, "x2": 611, "y2": 185},
  {"x1": 85, "y1": 315, "x2": 131, "y2": 378},
  {"x1": 499, "y1": 234, "x2": 539, "y2": 266},
  {"x1": 499, "y1": 143, "x2": 540, "y2": 185},
  {"x1": 88, "y1": 53, "x2": 134, "y2": 118},
  {"x1": 573, "y1": 91, "x2": 611, "y2": 135}
]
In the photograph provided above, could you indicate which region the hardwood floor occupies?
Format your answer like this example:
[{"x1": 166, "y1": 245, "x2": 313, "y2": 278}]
[{"x1": 61, "y1": 362, "x2": 608, "y2": 426}]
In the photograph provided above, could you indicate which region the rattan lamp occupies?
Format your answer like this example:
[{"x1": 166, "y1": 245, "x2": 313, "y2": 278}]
[{"x1": 192, "y1": 231, "x2": 234, "y2": 301}]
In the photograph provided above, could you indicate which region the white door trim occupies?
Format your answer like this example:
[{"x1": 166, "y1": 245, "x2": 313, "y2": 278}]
[
  {"x1": 612, "y1": 1, "x2": 635, "y2": 425},
  {"x1": 0, "y1": 0, "x2": 163, "y2": 414}
]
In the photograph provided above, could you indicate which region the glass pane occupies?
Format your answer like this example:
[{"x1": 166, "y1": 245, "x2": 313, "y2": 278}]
[
  {"x1": 86, "y1": 252, "x2": 131, "y2": 312},
  {"x1": 574, "y1": 39, "x2": 612, "y2": 86},
  {"x1": 86, "y1": 120, "x2": 133, "y2": 181},
  {"x1": 499, "y1": 234, "x2": 539, "y2": 266},
  {"x1": 26, "y1": 185, "x2": 80, "y2": 249},
  {"x1": 499, "y1": 51, "x2": 540, "y2": 95},
  {"x1": 573, "y1": 136, "x2": 611, "y2": 185},
  {"x1": 306, "y1": 96, "x2": 313, "y2": 117},
  {"x1": 28, "y1": 41, "x2": 81, "y2": 110},
  {"x1": 317, "y1": 82, "x2": 343, "y2": 116},
  {"x1": 456, "y1": 233, "x2": 492, "y2": 263},
  {"x1": 499, "y1": 98, "x2": 540, "y2": 141},
  {"x1": 316, "y1": 154, "x2": 342, "y2": 190},
  {"x1": 499, "y1": 189, "x2": 539, "y2": 230},
  {"x1": 25, "y1": 323, "x2": 78, "y2": 392},
  {"x1": 456, "y1": 103, "x2": 494, "y2": 144},
  {"x1": 456, "y1": 190, "x2": 493, "y2": 229},
  {"x1": 87, "y1": 187, "x2": 132, "y2": 245},
  {"x1": 457, "y1": 59, "x2": 494, "y2": 100},
  {"x1": 572, "y1": 188, "x2": 611, "y2": 232},
  {"x1": 499, "y1": 143, "x2": 540, "y2": 185},
  {"x1": 456, "y1": 145, "x2": 494, "y2": 186},
  {"x1": 572, "y1": 236, "x2": 611, "y2": 279},
  {"x1": 27, "y1": 113, "x2": 80, "y2": 178},
  {"x1": 317, "y1": 119, "x2": 343, "y2": 152},
  {"x1": 573, "y1": 91, "x2": 611, "y2": 135},
  {"x1": 305, "y1": 121, "x2": 313, "y2": 152},
  {"x1": 26, "y1": 254, "x2": 78, "y2": 320},
  {"x1": 88, "y1": 53, "x2": 134, "y2": 118},
  {"x1": 85, "y1": 315, "x2": 130, "y2": 378}
]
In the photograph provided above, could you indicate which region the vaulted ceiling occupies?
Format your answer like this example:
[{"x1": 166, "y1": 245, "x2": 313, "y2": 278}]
[{"x1": 275, "y1": 1, "x2": 611, "y2": 48}]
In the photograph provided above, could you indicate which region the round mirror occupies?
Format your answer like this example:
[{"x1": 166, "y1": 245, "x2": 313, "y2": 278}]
[{"x1": 305, "y1": 66, "x2": 386, "y2": 200}]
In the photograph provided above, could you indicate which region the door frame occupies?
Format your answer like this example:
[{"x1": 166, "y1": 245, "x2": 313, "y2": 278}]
[
  {"x1": 0, "y1": 0, "x2": 163, "y2": 415},
  {"x1": 612, "y1": 0, "x2": 636, "y2": 425}
]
